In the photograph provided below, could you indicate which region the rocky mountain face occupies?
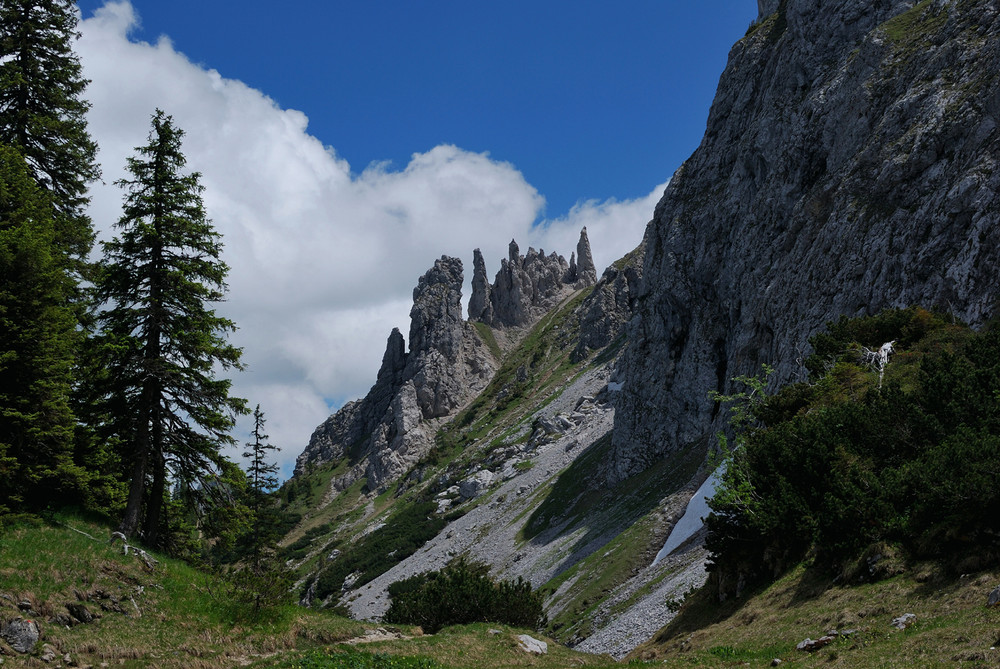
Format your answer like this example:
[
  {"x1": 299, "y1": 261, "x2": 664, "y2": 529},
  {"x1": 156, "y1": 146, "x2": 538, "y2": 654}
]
[
  {"x1": 572, "y1": 241, "x2": 644, "y2": 362},
  {"x1": 469, "y1": 227, "x2": 597, "y2": 327},
  {"x1": 612, "y1": 0, "x2": 1000, "y2": 482},
  {"x1": 296, "y1": 228, "x2": 607, "y2": 494},
  {"x1": 295, "y1": 257, "x2": 498, "y2": 492}
]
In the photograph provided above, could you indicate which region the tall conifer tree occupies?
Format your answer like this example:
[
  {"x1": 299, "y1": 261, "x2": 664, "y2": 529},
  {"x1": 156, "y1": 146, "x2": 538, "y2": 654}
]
[
  {"x1": 0, "y1": 0, "x2": 100, "y2": 268},
  {"x1": 0, "y1": 145, "x2": 83, "y2": 512},
  {"x1": 95, "y1": 110, "x2": 245, "y2": 545}
]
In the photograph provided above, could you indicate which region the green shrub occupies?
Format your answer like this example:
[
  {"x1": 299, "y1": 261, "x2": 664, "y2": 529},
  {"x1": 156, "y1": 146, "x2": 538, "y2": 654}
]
[
  {"x1": 707, "y1": 308, "x2": 1000, "y2": 597},
  {"x1": 384, "y1": 558, "x2": 547, "y2": 633}
]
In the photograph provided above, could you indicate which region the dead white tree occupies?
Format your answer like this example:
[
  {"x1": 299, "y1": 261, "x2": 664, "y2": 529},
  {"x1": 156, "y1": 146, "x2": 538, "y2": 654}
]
[{"x1": 861, "y1": 340, "x2": 895, "y2": 388}]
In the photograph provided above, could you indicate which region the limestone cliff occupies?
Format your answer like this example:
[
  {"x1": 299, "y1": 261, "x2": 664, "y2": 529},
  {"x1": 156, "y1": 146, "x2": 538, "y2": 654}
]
[
  {"x1": 612, "y1": 0, "x2": 1000, "y2": 481},
  {"x1": 297, "y1": 227, "x2": 603, "y2": 493},
  {"x1": 470, "y1": 228, "x2": 598, "y2": 327},
  {"x1": 572, "y1": 241, "x2": 645, "y2": 362},
  {"x1": 295, "y1": 257, "x2": 497, "y2": 491}
]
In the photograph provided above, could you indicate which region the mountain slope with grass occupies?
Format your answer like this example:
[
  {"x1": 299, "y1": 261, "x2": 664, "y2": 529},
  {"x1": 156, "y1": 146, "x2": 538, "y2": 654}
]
[
  {"x1": 275, "y1": 0, "x2": 1000, "y2": 661},
  {"x1": 275, "y1": 238, "x2": 710, "y2": 658}
]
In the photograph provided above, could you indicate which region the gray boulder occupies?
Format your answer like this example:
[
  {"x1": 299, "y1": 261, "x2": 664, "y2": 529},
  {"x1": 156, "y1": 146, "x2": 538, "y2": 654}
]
[
  {"x1": 459, "y1": 470, "x2": 495, "y2": 500},
  {"x1": 891, "y1": 613, "x2": 916, "y2": 630},
  {"x1": 1, "y1": 617, "x2": 40, "y2": 654},
  {"x1": 517, "y1": 634, "x2": 548, "y2": 654}
]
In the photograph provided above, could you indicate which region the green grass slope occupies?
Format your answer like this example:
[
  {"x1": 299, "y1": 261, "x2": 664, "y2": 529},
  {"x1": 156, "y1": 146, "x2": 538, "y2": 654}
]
[
  {"x1": 0, "y1": 512, "x2": 619, "y2": 668},
  {"x1": 632, "y1": 563, "x2": 1000, "y2": 668}
]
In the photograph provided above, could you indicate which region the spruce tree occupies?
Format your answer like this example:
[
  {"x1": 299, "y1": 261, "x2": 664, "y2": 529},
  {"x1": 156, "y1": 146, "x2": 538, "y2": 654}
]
[
  {"x1": 0, "y1": 0, "x2": 100, "y2": 268},
  {"x1": 0, "y1": 144, "x2": 83, "y2": 512},
  {"x1": 221, "y1": 405, "x2": 290, "y2": 618},
  {"x1": 244, "y1": 404, "x2": 280, "y2": 552},
  {"x1": 94, "y1": 110, "x2": 245, "y2": 545}
]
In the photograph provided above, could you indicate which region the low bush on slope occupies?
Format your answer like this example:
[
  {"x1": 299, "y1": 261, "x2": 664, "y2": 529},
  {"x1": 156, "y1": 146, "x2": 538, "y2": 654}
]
[{"x1": 384, "y1": 559, "x2": 546, "y2": 634}]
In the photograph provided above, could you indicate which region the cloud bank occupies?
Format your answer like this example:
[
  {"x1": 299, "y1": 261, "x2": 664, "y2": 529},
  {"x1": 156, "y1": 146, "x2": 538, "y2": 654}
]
[{"x1": 77, "y1": 2, "x2": 666, "y2": 477}]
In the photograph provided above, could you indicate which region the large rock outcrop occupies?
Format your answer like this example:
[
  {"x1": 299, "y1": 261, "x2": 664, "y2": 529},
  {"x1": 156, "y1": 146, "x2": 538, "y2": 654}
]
[
  {"x1": 572, "y1": 241, "x2": 645, "y2": 362},
  {"x1": 295, "y1": 257, "x2": 498, "y2": 491},
  {"x1": 612, "y1": 0, "x2": 1000, "y2": 482},
  {"x1": 470, "y1": 228, "x2": 598, "y2": 328}
]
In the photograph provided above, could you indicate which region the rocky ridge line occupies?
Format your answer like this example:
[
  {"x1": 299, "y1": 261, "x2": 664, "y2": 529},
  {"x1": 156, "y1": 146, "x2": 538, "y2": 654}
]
[
  {"x1": 470, "y1": 227, "x2": 597, "y2": 327},
  {"x1": 296, "y1": 227, "x2": 609, "y2": 493}
]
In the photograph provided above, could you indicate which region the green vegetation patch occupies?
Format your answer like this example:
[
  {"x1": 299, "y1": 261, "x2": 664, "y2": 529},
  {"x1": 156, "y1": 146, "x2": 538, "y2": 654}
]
[
  {"x1": 330, "y1": 623, "x2": 622, "y2": 669},
  {"x1": 881, "y1": 0, "x2": 948, "y2": 56},
  {"x1": 523, "y1": 433, "x2": 703, "y2": 544},
  {"x1": 472, "y1": 320, "x2": 503, "y2": 360},
  {"x1": 638, "y1": 562, "x2": 1000, "y2": 668},
  {"x1": 311, "y1": 502, "x2": 448, "y2": 602},
  {"x1": 424, "y1": 289, "x2": 593, "y2": 474},
  {"x1": 385, "y1": 559, "x2": 546, "y2": 634},
  {"x1": 265, "y1": 647, "x2": 444, "y2": 669},
  {"x1": 524, "y1": 435, "x2": 706, "y2": 642},
  {"x1": 707, "y1": 307, "x2": 1000, "y2": 600},
  {"x1": 0, "y1": 511, "x2": 364, "y2": 668}
]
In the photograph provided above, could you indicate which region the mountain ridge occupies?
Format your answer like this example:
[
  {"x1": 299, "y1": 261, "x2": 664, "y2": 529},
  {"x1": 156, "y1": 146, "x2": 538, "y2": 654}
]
[{"x1": 281, "y1": 0, "x2": 1000, "y2": 659}]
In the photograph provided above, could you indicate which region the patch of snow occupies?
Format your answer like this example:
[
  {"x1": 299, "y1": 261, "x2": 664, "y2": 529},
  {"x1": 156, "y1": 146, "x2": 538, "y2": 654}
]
[
  {"x1": 607, "y1": 381, "x2": 623, "y2": 392},
  {"x1": 652, "y1": 468, "x2": 722, "y2": 564}
]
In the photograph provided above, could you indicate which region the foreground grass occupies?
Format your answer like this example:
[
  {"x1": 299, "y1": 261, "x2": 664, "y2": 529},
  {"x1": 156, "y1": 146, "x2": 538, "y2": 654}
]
[
  {"x1": 0, "y1": 513, "x2": 613, "y2": 668},
  {"x1": 631, "y1": 563, "x2": 1000, "y2": 668},
  {"x1": 285, "y1": 624, "x2": 622, "y2": 669},
  {"x1": 0, "y1": 512, "x2": 366, "y2": 667}
]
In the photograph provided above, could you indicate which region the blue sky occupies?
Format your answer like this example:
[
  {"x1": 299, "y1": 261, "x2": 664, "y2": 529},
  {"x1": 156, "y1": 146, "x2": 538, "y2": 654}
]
[
  {"x1": 77, "y1": 1, "x2": 754, "y2": 215},
  {"x1": 74, "y1": 1, "x2": 757, "y2": 476}
]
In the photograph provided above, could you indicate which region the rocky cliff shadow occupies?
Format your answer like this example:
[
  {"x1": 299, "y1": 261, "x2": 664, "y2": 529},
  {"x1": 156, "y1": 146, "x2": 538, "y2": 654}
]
[{"x1": 522, "y1": 432, "x2": 707, "y2": 581}]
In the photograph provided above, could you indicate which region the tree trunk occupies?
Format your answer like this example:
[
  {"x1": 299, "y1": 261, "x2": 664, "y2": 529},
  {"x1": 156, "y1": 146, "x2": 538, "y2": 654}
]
[
  {"x1": 142, "y1": 448, "x2": 166, "y2": 546},
  {"x1": 118, "y1": 451, "x2": 147, "y2": 538}
]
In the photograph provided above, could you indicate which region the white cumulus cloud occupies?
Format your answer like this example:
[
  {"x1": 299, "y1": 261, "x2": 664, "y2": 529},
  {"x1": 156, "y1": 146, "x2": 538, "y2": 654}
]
[{"x1": 77, "y1": 1, "x2": 663, "y2": 478}]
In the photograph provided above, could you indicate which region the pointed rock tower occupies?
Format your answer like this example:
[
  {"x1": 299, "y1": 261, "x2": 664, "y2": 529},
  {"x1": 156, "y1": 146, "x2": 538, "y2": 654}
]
[{"x1": 295, "y1": 256, "x2": 498, "y2": 492}]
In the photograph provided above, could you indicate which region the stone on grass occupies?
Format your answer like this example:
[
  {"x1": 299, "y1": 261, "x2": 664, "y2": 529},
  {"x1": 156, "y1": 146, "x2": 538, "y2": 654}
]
[
  {"x1": 796, "y1": 635, "x2": 835, "y2": 652},
  {"x1": 1, "y1": 617, "x2": 40, "y2": 653},
  {"x1": 517, "y1": 634, "x2": 548, "y2": 654},
  {"x1": 891, "y1": 613, "x2": 916, "y2": 629}
]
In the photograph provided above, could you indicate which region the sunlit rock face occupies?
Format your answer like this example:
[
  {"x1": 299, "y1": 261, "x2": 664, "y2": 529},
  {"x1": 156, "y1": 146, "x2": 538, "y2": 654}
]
[
  {"x1": 572, "y1": 240, "x2": 645, "y2": 363},
  {"x1": 295, "y1": 256, "x2": 498, "y2": 491},
  {"x1": 611, "y1": 0, "x2": 1000, "y2": 482},
  {"x1": 470, "y1": 228, "x2": 598, "y2": 328}
]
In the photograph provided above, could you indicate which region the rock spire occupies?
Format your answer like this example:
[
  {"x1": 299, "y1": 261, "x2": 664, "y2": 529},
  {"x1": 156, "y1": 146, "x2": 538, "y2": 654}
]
[
  {"x1": 295, "y1": 256, "x2": 498, "y2": 491},
  {"x1": 470, "y1": 228, "x2": 597, "y2": 329}
]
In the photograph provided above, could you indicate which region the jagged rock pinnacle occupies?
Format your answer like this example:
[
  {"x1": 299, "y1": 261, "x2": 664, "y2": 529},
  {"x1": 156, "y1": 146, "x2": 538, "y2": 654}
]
[
  {"x1": 469, "y1": 248, "x2": 492, "y2": 321},
  {"x1": 295, "y1": 255, "x2": 498, "y2": 491},
  {"x1": 576, "y1": 226, "x2": 597, "y2": 287},
  {"x1": 508, "y1": 239, "x2": 520, "y2": 264},
  {"x1": 377, "y1": 328, "x2": 406, "y2": 384}
]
